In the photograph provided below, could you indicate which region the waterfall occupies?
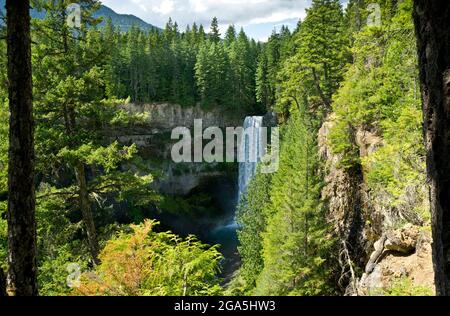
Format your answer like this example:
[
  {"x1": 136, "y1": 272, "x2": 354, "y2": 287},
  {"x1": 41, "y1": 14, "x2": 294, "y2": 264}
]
[
  {"x1": 207, "y1": 116, "x2": 266, "y2": 278},
  {"x1": 238, "y1": 116, "x2": 265, "y2": 203}
]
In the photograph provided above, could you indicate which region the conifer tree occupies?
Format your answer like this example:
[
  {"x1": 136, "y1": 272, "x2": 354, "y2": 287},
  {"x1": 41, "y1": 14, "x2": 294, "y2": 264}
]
[
  {"x1": 32, "y1": 0, "x2": 155, "y2": 265},
  {"x1": 209, "y1": 17, "x2": 221, "y2": 44},
  {"x1": 292, "y1": 0, "x2": 349, "y2": 113},
  {"x1": 254, "y1": 113, "x2": 334, "y2": 296},
  {"x1": 236, "y1": 171, "x2": 272, "y2": 292},
  {"x1": 224, "y1": 25, "x2": 237, "y2": 47}
]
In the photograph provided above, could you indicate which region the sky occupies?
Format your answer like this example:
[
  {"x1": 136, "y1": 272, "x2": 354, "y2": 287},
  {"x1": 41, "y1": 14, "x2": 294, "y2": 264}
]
[{"x1": 101, "y1": 0, "x2": 317, "y2": 42}]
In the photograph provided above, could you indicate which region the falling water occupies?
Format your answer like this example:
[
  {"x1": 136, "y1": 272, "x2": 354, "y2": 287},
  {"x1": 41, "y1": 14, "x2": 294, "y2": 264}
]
[
  {"x1": 238, "y1": 116, "x2": 265, "y2": 203},
  {"x1": 205, "y1": 116, "x2": 266, "y2": 281}
]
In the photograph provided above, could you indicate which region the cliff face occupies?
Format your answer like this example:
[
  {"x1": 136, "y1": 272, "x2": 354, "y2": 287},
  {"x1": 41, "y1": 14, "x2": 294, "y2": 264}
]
[
  {"x1": 319, "y1": 116, "x2": 435, "y2": 296},
  {"x1": 121, "y1": 103, "x2": 243, "y2": 132},
  {"x1": 112, "y1": 103, "x2": 243, "y2": 196}
]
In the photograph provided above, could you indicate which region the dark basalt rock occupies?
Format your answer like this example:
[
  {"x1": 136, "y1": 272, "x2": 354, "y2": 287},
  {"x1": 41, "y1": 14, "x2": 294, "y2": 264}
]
[{"x1": 263, "y1": 112, "x2": 278, "y2": 128}]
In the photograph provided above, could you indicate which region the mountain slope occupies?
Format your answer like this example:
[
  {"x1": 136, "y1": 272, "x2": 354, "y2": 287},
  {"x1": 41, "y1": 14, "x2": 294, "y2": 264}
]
[
  {"x1": 93, "y1": 5, "x2": 159, "y2": 32},
  {"x1": 0, "y1": 1, "x2": 160, "y2": 32}
]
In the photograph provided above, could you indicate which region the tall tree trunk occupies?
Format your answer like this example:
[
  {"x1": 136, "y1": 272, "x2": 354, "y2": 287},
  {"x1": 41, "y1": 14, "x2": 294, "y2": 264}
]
[
  {"x1": 62, "y1": 104, "x2": 100, "y2": 265},
  {"x1": 6, "y1": 0, "x2": 38, "y2": 296},
  {"x1": 311, "y1": 67, "x2": 331, "y2": 109},
  {"x1": 413, "y1": 0, "x2": 450, "y2": 296},
  {"x1": 75, "y1": 163, "x2": 100, "y2": 265}
]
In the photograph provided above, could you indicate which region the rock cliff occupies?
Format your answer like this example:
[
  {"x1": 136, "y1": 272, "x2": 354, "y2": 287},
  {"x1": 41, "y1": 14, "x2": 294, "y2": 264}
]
[
  {"x1": 319, "y1": 115, "x2": 435, "y2": 296},
  {"x1": 111, "y1": 103, "x2": 243, "y2": 195}
]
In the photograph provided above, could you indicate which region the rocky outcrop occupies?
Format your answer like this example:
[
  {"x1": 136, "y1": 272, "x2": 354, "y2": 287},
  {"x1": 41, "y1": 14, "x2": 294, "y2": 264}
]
[
  {"x1": 262, "y1": 112, "x2": 278, "y2": 128},
  {"x1": 319, "y1": 117, "x2": 373, "y2": 276},
  {"x1": 319, "y1": 116, "x2": 435, "y2": 296},
  {"x1": 113, "y1": 103, "x2": 243, "y2": 196},
  {"x1": 120, "y1": 103, "x2": 242, "y2": 132},
  {"x1": 359, "y1": 224, "x2": 435, "y2": 295},
  {"x1": 354, "y1": 128, "x2": 382, "y2": 160},
  {"x1": 153, "y1": 163, "x2": 225, "y2": 196}
]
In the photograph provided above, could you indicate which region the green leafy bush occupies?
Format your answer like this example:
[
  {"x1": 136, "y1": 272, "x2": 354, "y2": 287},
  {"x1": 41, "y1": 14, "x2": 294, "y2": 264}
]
[{"x1": 75, "y1": 220, "x2": 223, "y2": 296}]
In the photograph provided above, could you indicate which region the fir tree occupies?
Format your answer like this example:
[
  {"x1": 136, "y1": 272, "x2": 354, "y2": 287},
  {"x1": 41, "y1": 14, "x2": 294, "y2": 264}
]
[{"x1": 209, "y1": 17, "x2": 221, "y2": 44}]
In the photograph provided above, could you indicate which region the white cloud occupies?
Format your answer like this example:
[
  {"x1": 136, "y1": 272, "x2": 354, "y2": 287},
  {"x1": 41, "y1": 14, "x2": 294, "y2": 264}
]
[
  {"x1": 152, "y1": 0, "x2": 175, "y2": 15},
  {"x1": 101, "y1": 0, "x2": 346, "y2": 40},
  {"x1": 246, "y1": 9, "x2": 306, "y2": 25},
  {"x1": 101, "y1": 0, "x2": 310, "y2": 29}
]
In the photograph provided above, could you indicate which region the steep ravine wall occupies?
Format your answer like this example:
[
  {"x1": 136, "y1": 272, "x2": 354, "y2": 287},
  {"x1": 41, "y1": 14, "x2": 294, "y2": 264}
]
[
  {"x1": 120, "y1": 102, "x2": 243, "y2": 132},
  {"x1": 319, "y1": 116, "x2": 435, "y2": 296},
  {"x1": 111, "y1": 103, "x2": 243, "y2": 195}
]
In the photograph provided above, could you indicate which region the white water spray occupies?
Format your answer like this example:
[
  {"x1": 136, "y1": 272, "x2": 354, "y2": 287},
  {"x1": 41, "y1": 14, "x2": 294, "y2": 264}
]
[{"x1": 238, "y1": 116, "x2": 265, "y2": 202}]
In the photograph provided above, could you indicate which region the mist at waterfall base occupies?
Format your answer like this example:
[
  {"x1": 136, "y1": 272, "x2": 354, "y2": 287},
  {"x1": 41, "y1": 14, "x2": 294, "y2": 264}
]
[{"x1": 206, "y1": 116, "x2": 266, "y2": 281}]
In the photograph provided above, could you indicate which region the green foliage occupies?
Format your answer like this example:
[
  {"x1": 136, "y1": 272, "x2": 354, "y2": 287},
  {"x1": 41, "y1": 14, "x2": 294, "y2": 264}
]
[
  {"x1": 256, "y1": 27, "x2": 293, "y2": 112},
  {"x1": 373, "y1": 278, "x2": 434, "y2": 296},
  {"x1": 33, "y1": 180, "x2": 90, "y2": 295},
  {"x1": 228, "y1": 29, "x2": 259, "y2": 112},
  {"x1": 234, "y1": 114, "x2": 337, "y2": 296},
  {"x1": 58, "y1": 142, "x2": 136, "y2": 172},
  {"x1": 159, "y1": 194, "x2": 219, "y2": 219},
  {"x1": 195, "y1": 41, "x2": 232, "y2": 109},
  {"x1": 235, "y1": 171, "x2": 273, "y2": 292},
  {"x1": 104, "y1": 17, "x2": 260, "y2": 114},
  {"x1": 254, "y1": 115, "x2": 335, "y2": 296},
  {"x1": 329, "y1": 0, "x2": 429, "y2": 224},
  {"x1": 224, "y1": 25, "x2": 237, "y2": 47},
  {"x1": 37, "y1": 244, "x2": 86, "y2": 296},
  {"x1": 76, "y1": 220, "x2": 223, "y2": 296},
  {"x1": 33, "y1": 1, "x2": 157, "y2": 204},
  {"x1": 0, "y1": 0, "x2": 431, "y2": 298},
  {"x1": 27, "y1": 0, "x2": 160, "y2": 291},
  {"x1": 296, "y1": 0, "x2": 349, "y2": 102},
  {"x1": 273, "y1": 0, "x2": 349, "y2": 124},
  {"x1": 209, "y1": 17, "x2": 221, "y2": 44},
  {"x1": 234, "y1": 0, "x2": 348, "y2": 296}
]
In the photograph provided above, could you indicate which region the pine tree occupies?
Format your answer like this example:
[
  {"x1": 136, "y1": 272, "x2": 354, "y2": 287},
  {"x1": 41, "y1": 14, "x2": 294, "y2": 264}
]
[
  {"x1": 292, "y1": 0, "x2": 349, "y2": 113},
  {"x1": 198, "y1": 24, "x2": 207, "y2": 43},
  {"x1": 253, "y1": 113, "x2": 334, "y2": 296},
  {"x1": 209, "y1": 17, "x2": 221, "y2": 44},
  {"x1": 236, "y1": 171, "x2": 272, "y2": 291},
  {"x1": 256, "y1": 52, "x2": 271, "y2": 110},
  {"x1": 227, "y1": 28, "x2": 257, "y2": 112},
  {"x1": 255, "y1": 28, "x2": 292, "y2": 112},
  {"x1": 195, "y1": 41, "x2": 231, "y2": 108},
  {"x1": 190, "y1": 22, "x2": 199, "y2": 46},
  {"x1": 32, "y1": 0, "x2": 155, "y2": 265},
  {"x1": 224, "y1": 25, "x2": 237, "y2": 47}
]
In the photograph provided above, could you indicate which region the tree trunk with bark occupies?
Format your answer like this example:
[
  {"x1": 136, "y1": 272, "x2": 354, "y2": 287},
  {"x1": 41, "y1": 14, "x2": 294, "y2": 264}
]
[
  {"x1": 75, "y1": 163, "x2": 100, "y2": 265},
  {"x1": 6, "y1": 0, "x2": 38, "y2": 296},
  {"x1": 413, "y1": 0, "x2": 450, "y2": 296},
  {"x1": 62, "y1": 103, "x2": 100, "y2": 265}
]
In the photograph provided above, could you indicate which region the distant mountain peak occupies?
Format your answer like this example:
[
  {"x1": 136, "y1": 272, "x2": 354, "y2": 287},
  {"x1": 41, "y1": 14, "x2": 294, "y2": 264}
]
[
  {"x1": 94, "y1": 5, "x2": 160, "y2": 32},
  {"x1": 0, "y1": 1, "x2": 160, "y2": 32}
]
